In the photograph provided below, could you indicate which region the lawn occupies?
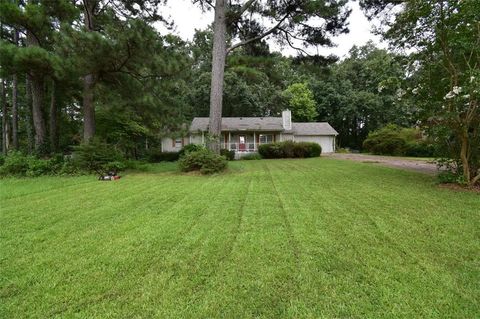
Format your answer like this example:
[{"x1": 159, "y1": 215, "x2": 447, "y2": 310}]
[{"x1": 1, "y1": 158, "x2": 479, "y2": 318}]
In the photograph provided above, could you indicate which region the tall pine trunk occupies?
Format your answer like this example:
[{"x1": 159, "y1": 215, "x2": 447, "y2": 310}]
[
  {"x1": 208, "y1": 0, "x2": 227, "y2": 153},
  {"x1": 25, "y1": 76, "x2": 34, "y2": 153},
  {"x1": 1, "y1": 79, "x2": 8, "y2": 155},
  {"x1": 11, "y1": 29, "x2": 19, "y2": 150},
  {"x1": 49, "y1": 81, "x2": 58, "y2": 152},
  {"x1": 83, "y1": 0, "x2": 96, "y2": 142},
  {"x1": 83, "y1": 74, "x2": 95, "y2": 141},
  {"x1": 26, "y1": 31, "x2": 47, "y2": 153}
]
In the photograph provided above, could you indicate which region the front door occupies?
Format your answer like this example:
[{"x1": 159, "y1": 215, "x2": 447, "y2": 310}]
[{"x1": 239, "y1": 135, "x2": 246, "y2": 151}]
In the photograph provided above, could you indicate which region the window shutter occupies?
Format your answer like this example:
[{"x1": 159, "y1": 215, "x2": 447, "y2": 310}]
[{"x1": 172, "y1": 138, "x2": 175, "y2": 147}]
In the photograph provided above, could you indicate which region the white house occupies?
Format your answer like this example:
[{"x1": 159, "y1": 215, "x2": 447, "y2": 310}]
[{"x1": 162, "y1": 110, "x2": 338, "y2": 155}]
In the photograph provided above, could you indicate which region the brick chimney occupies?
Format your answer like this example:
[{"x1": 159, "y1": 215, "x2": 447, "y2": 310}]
[{"x1": 282, "y1": 110, "x2": 292, "y2": 130}]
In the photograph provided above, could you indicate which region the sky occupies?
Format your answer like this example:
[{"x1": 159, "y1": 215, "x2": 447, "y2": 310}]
[{"x1": 159, "y1": 0, "x2": 385, "y2": 59}]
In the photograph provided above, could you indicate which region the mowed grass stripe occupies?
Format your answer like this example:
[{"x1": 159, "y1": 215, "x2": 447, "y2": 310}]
[
  {"x1": 266, "y1": 159, "x2": 479, "y2": 317},
  {"x1": 0, "y1": 158, "x2": 478, "y2": 318}
]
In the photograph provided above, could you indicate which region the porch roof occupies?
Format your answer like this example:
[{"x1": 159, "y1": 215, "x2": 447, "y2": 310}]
[{"x1": 190, "y1": 117, "x2": 285, "y2": 132}]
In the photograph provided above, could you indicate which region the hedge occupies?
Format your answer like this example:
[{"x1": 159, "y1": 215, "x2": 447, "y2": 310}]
[{"x1": 258, "y1": 141, "x2": 322, "y2": 159}]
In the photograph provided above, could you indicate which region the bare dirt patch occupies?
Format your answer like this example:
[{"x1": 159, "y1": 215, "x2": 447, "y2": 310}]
[{"x1": 438, "y1": 183, "x2": 480, "y2": 194}]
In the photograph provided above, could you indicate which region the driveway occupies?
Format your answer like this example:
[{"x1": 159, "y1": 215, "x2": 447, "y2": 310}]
[{"x1": 326, "y1": 153, "x2": 439, "y2": 175}]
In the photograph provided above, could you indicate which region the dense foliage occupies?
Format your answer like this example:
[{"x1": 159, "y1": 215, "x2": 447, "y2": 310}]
[
  {"x1": 360, "y1": 0, "x2": 479, "y2": 185},
  {"x1": 362, "y1": 125, "x2": 434, "y2": 157},
  {"x1": 258, "y1": 141, "x2": 321, "y2": 159},
  {"x1": 178, "y1": 148, "x2": 228, "y2": 174},
  {"x1": 0, "y1": 1, "x2": 477, "y2": 186}
]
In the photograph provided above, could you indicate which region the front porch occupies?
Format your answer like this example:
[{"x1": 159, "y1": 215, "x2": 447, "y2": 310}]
[{"x1": 221, "y1": 132, "x2": 279, "y2": 153}]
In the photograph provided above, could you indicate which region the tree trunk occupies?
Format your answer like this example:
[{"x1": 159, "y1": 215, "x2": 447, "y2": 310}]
[
  {"x1": 49, "y1": 81, "x2": 58, "y2": 152},
  {"x1": 30, "y1": 74, "x2": 47, "y2": 153},
  {"x1": 25, "y1": 76, "x2": 34, "y2": 153},
  {"x1": 1, "y1": 79, "x2": 8, "y2": 155},
  {"x1": 208, "y1": 0, "x2": 227, "y2": 153},
  {"x1": 83, "y1": 0, "x2": 96, "y2": 142},
  {"x1": 458, "y1": 130, "x2": 471, "y2": 184},
  {"x1": 11, "y1": 29, "x2": 19, "y2": 150},
  {"x1": 83, "y1": 74, "x2": 95, "y2": 141},
  {"x1": 26, "y1": 30, "x2": 47, "y2": 153}
]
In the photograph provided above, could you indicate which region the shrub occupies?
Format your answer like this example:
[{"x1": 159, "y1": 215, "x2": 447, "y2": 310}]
[
  {"x1": 0, "y1": 151, "x2": 31, "y2": 176},
  {"x1": 220, "y1": 149, "x2": 235, "y2": 161},
  {"x1": 258, "y1": 143, "x2": 284, "y2": 158},
  {"x1": 178, "y1": 149, "x2": 227, "y2": 174},
  {"x1": 26, "y1": 158, "x2": 58, "y2": 177},
  {"x1": 258, "y1": 141, "x2": 322, "y2": 159},
  {"x1": 179, "y1": 144, "x2": 205, "y2": 158},
  {"x1": 241, "y1": 153, "x2": 262, "y2": 160},
  {"x1": 437, "y1": 171, "x2": 459, "y2": 184},
  {"x1": 0, "y1": 152, "x2": 67, "y2": 177},
  {"x1": 363, "y1": 124, "x2": 435, "y2": 157},
  {"x1": 73, "y1": 139, "x2": 125, "y2": 175},
  {"x1": 303, "y1": 142, "x2": 322, "y2": 157},
  {"x1": 405, "y1": 142, "x2": 435, "y2": 157},
  {"x1": 146, "y1": 149, "x2": 180, "y2": 162}
]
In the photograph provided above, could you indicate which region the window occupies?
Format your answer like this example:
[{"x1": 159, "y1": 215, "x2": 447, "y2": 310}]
[
  {"x1": 259, "y1": 134, "x2": 273, "y2": 144},
  {"x1": 175, "y1": 138, "x2": 183, "y2": 147}
]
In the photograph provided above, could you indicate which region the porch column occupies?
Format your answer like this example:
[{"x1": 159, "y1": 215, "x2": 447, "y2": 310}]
[
  {"x1": 253, "y1": 132, "x2": 256, "y2": 151},
  {"x1": 202, "y1": 131, "x2": 205, "y2": 145},
  {"x1": 228, "y1": 132, "x2": 231, "y2": 151}
]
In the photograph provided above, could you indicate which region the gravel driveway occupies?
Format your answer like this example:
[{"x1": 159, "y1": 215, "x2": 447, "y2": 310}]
[{"x1": 326, "y1": 153, "x2": 439, "y2": 175}]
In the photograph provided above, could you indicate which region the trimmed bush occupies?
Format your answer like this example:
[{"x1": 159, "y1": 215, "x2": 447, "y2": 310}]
[
  {"x1": 147, "y1": 149, "x2": 180, "y2": 162},
  {"x1": 258, "y1": 141, "x2": 322, "y2": 159},
  {"x1": 220, "y1": 149, "x2": 235, "y2": 161},
  {"x1": 178, "y1": 149, "x2": 227, "y2": 174},
  {"x1": 179, "y1": 144, "x2": 205, "y2": 158}
]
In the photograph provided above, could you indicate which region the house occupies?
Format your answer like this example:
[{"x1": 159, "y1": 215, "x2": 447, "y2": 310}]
[{"x1": 161, "y1": 110, "x2": 338, "y2": 156}]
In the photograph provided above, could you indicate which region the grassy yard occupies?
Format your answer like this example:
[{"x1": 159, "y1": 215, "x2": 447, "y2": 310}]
[{"x1": 1, "y1": 158, "x2": 479, "y2": 318}]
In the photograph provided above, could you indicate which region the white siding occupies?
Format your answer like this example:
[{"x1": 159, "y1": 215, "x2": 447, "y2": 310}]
[
  {"x1": 281, "y1": 133, "x2": 294, "y2": 141},
  {"x1": 293, "y1": 135, "x2": 336, "y2": 153},
  {"x1": 161, "y1": 135, "x2": 204, "y2": 152}
]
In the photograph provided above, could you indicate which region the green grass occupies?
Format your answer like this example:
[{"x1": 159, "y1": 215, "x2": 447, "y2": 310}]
[{"x1": 1, "y1": 158, "x2": 479, "y2": 318}]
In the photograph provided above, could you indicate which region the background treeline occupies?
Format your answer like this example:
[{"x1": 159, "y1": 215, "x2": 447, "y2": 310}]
[
  {"x1": 0, "y1": 1, "x2": 478, "y2": 185},
  {"x1": 0, "y1": 1, "x2": 415, "y2": 158}
]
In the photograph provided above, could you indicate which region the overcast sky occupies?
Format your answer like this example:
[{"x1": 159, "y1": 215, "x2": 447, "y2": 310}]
[{"x1": 159, "y1": 0, "x2": 384, "y2": 59}]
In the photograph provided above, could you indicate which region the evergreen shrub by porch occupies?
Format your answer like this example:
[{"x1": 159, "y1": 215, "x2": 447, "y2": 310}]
[
  {"x1": 178, "y1": 149, "x2": 227, "y2": 174},
  {"x1": 179, "y1": 144, "x2": 205, "y2": 158},
  {"x1": 258, "y1": 141, "x2": 322, "y2": 159},
  {"x1": 220, "y1": 149, "x2": 235, "y2": 161}
]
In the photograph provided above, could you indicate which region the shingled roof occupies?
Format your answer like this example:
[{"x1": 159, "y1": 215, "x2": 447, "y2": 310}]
[
  {"x1": 189, "y1": 117, "x2": 338, "y2": 136},
  {"x1": 291, "y1": 123, "x2": 338, "y2": 136}
]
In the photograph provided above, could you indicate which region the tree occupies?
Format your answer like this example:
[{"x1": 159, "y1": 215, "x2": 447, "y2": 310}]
[
  {"x1": 282, "y1": 83, "x2": 317, "y2": 122},
  {"x1": 0, "y1": 0, "x2": 77, "y2": 154},
  {"x1": 72, "y1": 0, "x2": 167, "y2": 142},
  {"x1": 310, "y1": 43, "x2": 415, "y2": 148},
  {"x1": 195, "y1": 0, "x2": 351, "y2": 151},
  {"x1": 361, "y1": 0, "x2": 480, "y2": 186}
]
